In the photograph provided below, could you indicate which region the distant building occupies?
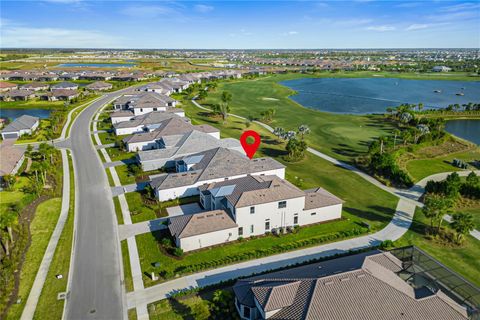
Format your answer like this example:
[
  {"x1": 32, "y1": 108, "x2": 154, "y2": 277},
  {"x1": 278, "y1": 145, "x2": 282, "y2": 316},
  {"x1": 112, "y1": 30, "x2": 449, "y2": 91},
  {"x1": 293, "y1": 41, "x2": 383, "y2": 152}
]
[
  {"x1": 0, "y1": 144, "x2": 25, "y2": 187},
  {"x1": 432, "y1": 66, "x2": 452, "y2": 72},
  {"x1": 85, "y1": 81, "x2": 113, "y2": 91},
  {"x1": 51, "y1": 81, "x2": 79, "y2": 91},
  {"x1": 20, "y1": 82, "x2": 50, "y2": 91},
  {"x1": 0, "y1": 82, "x2": 18, "y2": 92},
  {"x1": 1, "y1": 115, "x2": 40, "y2": 139}
]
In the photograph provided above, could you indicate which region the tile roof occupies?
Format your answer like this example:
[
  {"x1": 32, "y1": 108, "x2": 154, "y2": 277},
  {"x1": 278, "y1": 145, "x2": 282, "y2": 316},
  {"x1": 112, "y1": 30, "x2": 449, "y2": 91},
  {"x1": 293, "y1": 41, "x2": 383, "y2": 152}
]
[
  {"x1": 0, "y1": 145, "x2": 24, "y2": 176},
  {"x1": 233, "y1": 251, "x2": 469, "y2": 320},
  {"x1": 168, "y1": 209, "x2": 237, "y2": 239},
  {"x1": 114, "y1": 112, "x2": 185, "y2": 129},
  {"x1": 149, "y1": 147, "x2": 284, "y2": 190},
  {"x1": 303, "y1": 187, "x2": 344, "y2": 210},
  {"x1": 86, "y1": 81, "x2": 113, "y2": 89},
  {"x1": 1, "y1": 115, "x2": 39, "y2": 133}
]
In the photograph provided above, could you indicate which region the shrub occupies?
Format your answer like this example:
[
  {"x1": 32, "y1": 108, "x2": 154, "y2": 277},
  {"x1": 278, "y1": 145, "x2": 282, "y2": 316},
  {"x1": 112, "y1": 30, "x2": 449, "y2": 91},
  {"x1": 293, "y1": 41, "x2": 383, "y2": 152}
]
[{"x1": 172, "y1": 247, "x2": 184, "y2": 257}]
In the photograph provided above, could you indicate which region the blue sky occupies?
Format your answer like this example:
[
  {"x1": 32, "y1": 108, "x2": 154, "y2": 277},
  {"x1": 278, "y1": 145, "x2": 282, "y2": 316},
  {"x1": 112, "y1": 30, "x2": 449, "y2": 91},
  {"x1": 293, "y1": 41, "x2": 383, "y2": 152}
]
[{"x1": 1, "y1": 1, "x2": 479, "y2": 49}]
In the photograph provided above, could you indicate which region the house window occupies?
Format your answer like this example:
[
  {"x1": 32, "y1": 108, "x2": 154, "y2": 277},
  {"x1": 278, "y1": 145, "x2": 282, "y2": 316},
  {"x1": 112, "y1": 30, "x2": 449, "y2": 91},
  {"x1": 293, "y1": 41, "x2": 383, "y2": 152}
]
[
  {"x1": 238, "y1": 227, "x2": 243, "y2": 236},
  {"x1": 243, "y1": 306, "x2": 251, "y2": 318},
  {"x1": 140, "y1": 108, "x2": 143, "y2": 112},
  {"x1": 278, "y1": 201, "x2": 287, "y2": 209},
  {"x1": 250, "y1": 225, "x2": 254, "y2": 233},
  {"x1": 311, "y1": 212, "x2": 317, "y2": 216},
  {"x1": 294, "y1": 214, "x2": 298, "y2": 225},
  {"x1": 265, "y1": 220, "x2": 270, "y2": 231},
  {"x1": 250, "y1": 206, "x2": 255, "y2": 214},
  {"x1": 153, "y1": 107, "x2": 157, "y2": 111}
]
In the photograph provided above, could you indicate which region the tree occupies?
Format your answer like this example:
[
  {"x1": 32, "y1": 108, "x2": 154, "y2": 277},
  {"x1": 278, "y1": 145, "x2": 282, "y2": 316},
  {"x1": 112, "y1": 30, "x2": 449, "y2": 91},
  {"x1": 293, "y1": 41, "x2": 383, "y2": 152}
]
[
  {"x1": 402, "y1": 130, "x2": 411, "y2": 145},
  {"x1": 286, "y1": 138, "x2": 307, "y2": 161},
  {"x1": 466, "y1": 171, "x2": 479, "y2": 186},
  {"x1": 378, "y1": 136, "x2": 387, "y2": 154},
  {"x1": 219, "y1": 103, "x2": 230, "y2": 123},
  {"x1": 298, "y1": 124, "x2": 310, "y2": 139},
  {"x1": 30, "y1": 161, "x2": 43, "y2": 183},
  {"x1": 451, "y1": 212, "x2": 474, "y2": 244},
  {"x1": 260, "y1": 108, "x2": 276, "y2": 122},
  {"x1": 422, "y1": 193, "x2": 452, "y2": 234},
  {"x1": 393, "y1": 129, "x2": 401, "y2": 149},
  {"x1": 2, "y1": 174, "x2": 16, "y2": 191},
  {"x1": 273, "y1": 127, "x2": 285, "y2": 139},
  {"x1": 0, "y1": 207, "x2": 18, "y2": 256},
  {"x1": 221, "y1": 91, "x2": 232, "y2": 106}
]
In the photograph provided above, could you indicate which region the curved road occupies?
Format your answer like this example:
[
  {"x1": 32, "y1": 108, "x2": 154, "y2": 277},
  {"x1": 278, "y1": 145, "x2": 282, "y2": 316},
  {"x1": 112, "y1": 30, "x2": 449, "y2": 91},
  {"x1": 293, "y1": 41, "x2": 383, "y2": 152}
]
[{"x1": 63, "y1": 89, "x2": 133, "y2": 320}]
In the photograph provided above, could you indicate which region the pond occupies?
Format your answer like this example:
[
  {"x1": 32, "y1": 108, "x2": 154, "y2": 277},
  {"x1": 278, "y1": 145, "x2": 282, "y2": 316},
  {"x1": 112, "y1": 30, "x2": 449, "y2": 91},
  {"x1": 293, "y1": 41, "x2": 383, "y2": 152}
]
[
  {"x1": 57, "y1": 63, "x2": 136, "y2": 68},
  {"x1": 0, "y1": 108, "x2": 51, "y2": 120},
  {"x1": 445, "y1": 119, "x2": 480, "y2": 145},
  {"x1": 280, "y1": 78, "x2": 480, "y2": 114}
]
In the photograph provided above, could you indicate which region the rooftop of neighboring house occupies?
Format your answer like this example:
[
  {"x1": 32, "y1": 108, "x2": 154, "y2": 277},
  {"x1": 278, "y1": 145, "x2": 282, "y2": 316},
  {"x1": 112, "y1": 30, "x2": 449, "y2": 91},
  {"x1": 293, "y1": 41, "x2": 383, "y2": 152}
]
[
  {"x1": 114, "y1": 111, "x2": 186, "y2": 129},
  {"x1": 233, "y1": 250, "x2": 469, "y2": 320},
  {"x1": 113, "y1": 92, "x2": 176, "y2": 109},
  {"x1": 138, "y1": 131, "x2": 241, "y2": 163},
  {"x1": 51, "y1": 81, "x2": 78, "y2": 89},
  {"x1": 1, "y1": 115, "x2": 39, "y2": 133},
  {"x1": 168, "y1": 210, "x2": 237, "y2": 239},
  {"x1": 199, "y1": 175, "x2": 306, "y2": 208},
  {"x1": 0, "y1": 82, "x2": 18, "y2": 89},
  {"x1": 20, "y1": 82, "x2": 49, "y2": 89},
  {"x1": 303, "y1": 187, "x2": 344, "y2": 209},
  {"x1": 40, "y1": 89, "x2": 79, "y2": 97},
  {"x1": 123, "y1": 117, "x2": 218, "y2": 144},
  {"x1": 86, "y1": 81, "x2": 113, "y2": 89},
  {"x1": 149, "y1": 147, "x2": 284, "y2": 190},
  {"x1": 0, "y1": 144, "x2": 25, "y2": 176},
  {"x1": 6, "y1": 90, "x2": 35, "y2": 97}
]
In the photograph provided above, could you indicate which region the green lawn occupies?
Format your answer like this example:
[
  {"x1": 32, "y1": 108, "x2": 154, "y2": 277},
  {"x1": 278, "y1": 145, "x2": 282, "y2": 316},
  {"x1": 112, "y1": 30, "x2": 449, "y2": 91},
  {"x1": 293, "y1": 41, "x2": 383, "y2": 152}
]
[
  {"x1": 147, "y1": 294, "x2": 221, "y2": 320},
  {"x1": 6, "y1": 198, "x2": 62, "y2": 320},
  {"x1": 394, "y1": 208, "x2": 480, "y2": 287},
  {"x1": 105, "y1": 147, "x2": 136, "y2": 162},
  {"x1": 0, "y1": 99, "x2": 64, "y2": 110},
  {"x1": 32, "y1": 151, "x2": 75, "y2": 320},
  {"x1": 406, "y1": 148, "x2": 480, "y2": 182},
  {"x1": 201, "y1": 74, "x2": 396, "y2": 163},
  {"x1": 121, "y1": 240, "x2": 134, "y2": 292}
]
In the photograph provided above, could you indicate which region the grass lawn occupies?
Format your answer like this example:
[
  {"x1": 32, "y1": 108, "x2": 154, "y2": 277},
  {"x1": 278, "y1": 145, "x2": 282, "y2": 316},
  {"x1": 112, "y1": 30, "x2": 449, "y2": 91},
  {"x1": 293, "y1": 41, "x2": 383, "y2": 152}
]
[
  {"x1": 105, "y1": 147, "x2": 136, "y2": 162},
  {"x1": 0, "y1": 177, "x2": 35, "y2": 212},
  {"x1": 114, "y1": 196, "x2": 124, "y2": 225},
  {"x1": 121, "y1": 240, "x2": 134, "y2": 292},
  {"x1": 406, "y1": 148, "x2": 480, "y2": 182},
  {"x1": 33, "y1": 151, "x2": 75, "y2": 320},
  {"x1": 115, "y1": 164, "x2": 165, "y2": 186},
  {"x1": 0, "y1": 99, "x2": 64, "y2": 110},
  {"x1": 6, "y1": 198, "x2": 62, "y2": 320},
  {"x1": 394, "y1": 208, "x2": 480, "y2": 287},
  {"x1": 201, "y1": 74, "x2": 396, "y2": 163},
  {"x1": 147, "y1": 294, "x2": 216, "y2": 320}
]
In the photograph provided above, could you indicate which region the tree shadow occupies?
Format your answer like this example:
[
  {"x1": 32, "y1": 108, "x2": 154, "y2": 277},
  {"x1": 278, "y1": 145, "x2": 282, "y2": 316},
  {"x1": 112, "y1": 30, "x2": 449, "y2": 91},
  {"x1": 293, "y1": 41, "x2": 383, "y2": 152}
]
[
  {"x1": 168, "y1": 298, "x2": 194, "y2": 320},
  {"x1": 343, "y1": 205, "x2": 394, "y2": 224},
  {"x1": 261, "y1": 147, "x2": 288, "y2": 158}
]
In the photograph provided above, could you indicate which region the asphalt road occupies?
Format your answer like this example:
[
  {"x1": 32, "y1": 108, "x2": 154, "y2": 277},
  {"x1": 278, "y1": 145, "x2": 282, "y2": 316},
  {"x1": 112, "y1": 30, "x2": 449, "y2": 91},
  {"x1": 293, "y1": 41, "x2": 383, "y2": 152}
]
[{"x1": 64, "y1": 89, "x2": 133, "y2": 320}]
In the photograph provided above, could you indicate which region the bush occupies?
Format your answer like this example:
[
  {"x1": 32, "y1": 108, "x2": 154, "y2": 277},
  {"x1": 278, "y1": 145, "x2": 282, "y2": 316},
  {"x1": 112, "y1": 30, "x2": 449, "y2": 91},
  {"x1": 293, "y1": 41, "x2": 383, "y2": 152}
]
[{"x1": 172, "y1": 247, "x2": 184, "y2": 257}]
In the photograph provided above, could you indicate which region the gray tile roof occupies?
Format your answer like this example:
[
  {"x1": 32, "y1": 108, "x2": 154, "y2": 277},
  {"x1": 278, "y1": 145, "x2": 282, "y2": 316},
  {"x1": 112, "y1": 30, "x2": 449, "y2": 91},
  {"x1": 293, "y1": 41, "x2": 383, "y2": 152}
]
[
  {"x1": 149, "y1": 147, "x2": 284, "y2": 191},
  {"x1": 168, "y1": 209, "x2": 237, "y2": 239},
  {"x1": 113, "y1": 92, "x2": 176, "y2": 109},
  {"x1": 123, "y1": 118, "x2": 218, "y2": 144},
  {"x1": 114, "y1": 112, "x2": 185, "y2": 129},
  {"x1": 1, "y1": 115, "x2": 39, "y2": 133},
  {"x1": 200, "y1": 175, "x2": 305, "y2": 208},
  {"x1": 138, "y1": 131, "x2": 240, "y2": 162},
  {"x1": 233, "y1": 251, "x2": 469, "y2": 320},
  {"x1": 86, "y1": 81, "x2": 113, "y2": 89},
  {"x1": 110, "y1": 110, "x2": 135, "y2": 118},
  {"x1": 51, "y1": 81, "x2": 78, "y2": 89}
]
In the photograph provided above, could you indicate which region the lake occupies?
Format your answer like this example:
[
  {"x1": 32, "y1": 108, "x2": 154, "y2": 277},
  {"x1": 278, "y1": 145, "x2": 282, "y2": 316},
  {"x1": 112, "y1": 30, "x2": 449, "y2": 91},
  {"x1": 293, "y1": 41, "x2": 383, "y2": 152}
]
[
  {"x1": 280, "y1": 78, "x2": 480, "y2": 114},
  {"x1": 0, "y1": 108, "x2": 51, "y2": 120},
  {"x1": 445, "y1": 119, "x2": 480, "y2": 145},
  {"x1": 57, "y1": 63, "x2": 136, "y2": 68}
]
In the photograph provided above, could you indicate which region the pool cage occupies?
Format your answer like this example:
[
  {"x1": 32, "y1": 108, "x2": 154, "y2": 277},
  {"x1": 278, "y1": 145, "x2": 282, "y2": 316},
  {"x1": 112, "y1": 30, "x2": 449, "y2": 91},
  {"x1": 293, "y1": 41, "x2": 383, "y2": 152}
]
[{"x1": 389, "y1": 246, "x2": 480, "y2": 319}]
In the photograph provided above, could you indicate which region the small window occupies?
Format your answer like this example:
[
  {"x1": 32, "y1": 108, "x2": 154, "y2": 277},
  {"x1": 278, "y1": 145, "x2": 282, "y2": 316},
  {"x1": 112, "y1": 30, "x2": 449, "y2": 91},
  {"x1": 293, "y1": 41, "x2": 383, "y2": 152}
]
[
  {"x1": 140, "y1": 108, "x2": 143, "y2": 112},
  {"x1": 250, "y1": 206, "x2": 255, "y2": 214},
  {"x1": 250, "y1": 225, "x2": 254, "y2": 233},
  {"x1": 238, "y1": 227, "x2": 243, "y2": 236},
  {"x1": 265, "y1": 220, "x2": 270, "y2": 231},
  {"x1": 153, "y1": 107, "x2": 157, "y2": 111},
  {"x1": 311, "y1": 212, "x2": 317, "y2": 216},
  {"x1": 294, "y1": 214, "x2": 298, "y2": 225},
  {"x1": 243, "y1": 306, "x2": 251, "y2": 318},
  {"x1": 278, "y1": 201, "x2": 287, "y2": 209}
]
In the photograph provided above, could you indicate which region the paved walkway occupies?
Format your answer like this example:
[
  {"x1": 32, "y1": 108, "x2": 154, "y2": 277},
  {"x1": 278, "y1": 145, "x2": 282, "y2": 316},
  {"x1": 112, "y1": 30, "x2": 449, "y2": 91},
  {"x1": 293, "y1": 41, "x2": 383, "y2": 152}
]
[
  {"x1": 20, "y1": 149, "x2": 71, "y2": 320},
  {"x1": 111, "y1": 182, "x2": 148, "y2": 197},
  {"x1": 92, "y1": 107, "x2": 149, "y2": 320},
  {"x1": 118, "y1": 218, "x2": 168, "y2": 240}
]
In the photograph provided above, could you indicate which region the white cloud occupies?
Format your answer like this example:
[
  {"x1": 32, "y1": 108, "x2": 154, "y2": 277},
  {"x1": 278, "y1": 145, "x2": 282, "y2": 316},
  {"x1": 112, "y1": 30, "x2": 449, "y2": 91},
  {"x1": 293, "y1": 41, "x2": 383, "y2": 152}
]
[
  {"x1": 282, "y1": 31, "x2": 299, "y2": 36},
  {"x1": 120, "y1": 5, "x2": 175, "y2": 18},
  {"x1": 365, "y1": 25, "x2": 396, "y2": 31},
  {"x1": 439, "y1": 2, "x2": 480, "y2": 12},
  {"x1": 405, "y1": 24, "x2": 429, "y2": 31},
  {"x1": 194, "y1": 4, "x2": 214, "y2": 13},
  {"x1": 1, "y1": 26, "x2": 122, "y2": 48}
]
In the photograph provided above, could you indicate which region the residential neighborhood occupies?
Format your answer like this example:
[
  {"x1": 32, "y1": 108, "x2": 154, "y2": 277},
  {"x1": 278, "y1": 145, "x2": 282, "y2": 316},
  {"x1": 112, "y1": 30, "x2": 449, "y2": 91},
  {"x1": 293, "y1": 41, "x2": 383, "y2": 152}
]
[{"x1": 1, "y1": 1, "x2": 479, "y2": 320}]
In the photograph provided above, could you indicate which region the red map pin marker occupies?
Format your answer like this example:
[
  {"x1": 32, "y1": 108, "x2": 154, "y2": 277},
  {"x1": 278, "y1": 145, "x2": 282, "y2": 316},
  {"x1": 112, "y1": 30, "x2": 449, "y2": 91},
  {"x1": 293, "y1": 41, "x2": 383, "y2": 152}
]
[{"x1": 240, "y1": 130, "x2": 261, "y2": 159}]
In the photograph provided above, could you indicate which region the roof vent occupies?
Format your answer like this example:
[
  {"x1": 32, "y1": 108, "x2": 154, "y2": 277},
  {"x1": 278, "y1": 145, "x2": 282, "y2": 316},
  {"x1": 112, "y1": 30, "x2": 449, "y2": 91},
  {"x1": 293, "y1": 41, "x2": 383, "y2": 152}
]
[
  {"x1": 324, "y1": 281, "x2": 334, "y2": 286},
  {"x1": 357, "y1": 274, "x2": 366, "y2": 278},
  {"x1": 340, "y1": 278, "x2": 350, "y2": 282}
]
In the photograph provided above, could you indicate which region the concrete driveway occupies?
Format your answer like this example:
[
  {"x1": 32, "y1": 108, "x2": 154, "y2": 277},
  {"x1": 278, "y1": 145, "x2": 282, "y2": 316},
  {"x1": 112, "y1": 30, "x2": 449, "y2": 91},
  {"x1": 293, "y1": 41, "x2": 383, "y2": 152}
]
[{"x1": 166, "y1": 203, "x2": 205, "y2": 217}]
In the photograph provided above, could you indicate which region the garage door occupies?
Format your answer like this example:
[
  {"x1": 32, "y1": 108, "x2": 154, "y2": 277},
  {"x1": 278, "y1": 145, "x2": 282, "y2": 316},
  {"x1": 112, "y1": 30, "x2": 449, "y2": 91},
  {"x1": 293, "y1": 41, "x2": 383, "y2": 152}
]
[{"x1": 2, "y1": 133, "x2": 18, "y2": 139}]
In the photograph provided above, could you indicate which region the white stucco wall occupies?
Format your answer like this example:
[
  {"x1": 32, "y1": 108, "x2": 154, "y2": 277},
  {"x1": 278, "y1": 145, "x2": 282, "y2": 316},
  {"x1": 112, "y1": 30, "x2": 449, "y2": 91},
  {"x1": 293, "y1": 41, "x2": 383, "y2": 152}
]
[
  {"x1": 178, "y1": 226, "x2": 238, "y2": 252},
  {"x1": 127, "y1": 141, "x2": 158, "y2": 152},
  {"x1": 235, "y1": 196, "x2": 306, "y2": 237},
  {"x1": 111, "y1": 116, "x2": 134, "y2": 124},
  {"x1": 302, "y1": 204, "x2": 343, "y2": 225},
  {"x1": 115, "y1": 126, "x2": 143, "y2": 136},
  {"x1": 133, "y1": 106, "x2": 167, "y2": 116}
]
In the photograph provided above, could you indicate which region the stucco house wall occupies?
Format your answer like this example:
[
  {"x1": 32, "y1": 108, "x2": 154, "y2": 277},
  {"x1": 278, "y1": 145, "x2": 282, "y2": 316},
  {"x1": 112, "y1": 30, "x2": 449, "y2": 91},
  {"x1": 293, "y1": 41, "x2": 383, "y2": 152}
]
[
  {"x1": 178, "y1": 226, "x2": 238, "y2": 252},
  {"x1": 302, "y1": 204, "x2": 343, "y2": 225}
]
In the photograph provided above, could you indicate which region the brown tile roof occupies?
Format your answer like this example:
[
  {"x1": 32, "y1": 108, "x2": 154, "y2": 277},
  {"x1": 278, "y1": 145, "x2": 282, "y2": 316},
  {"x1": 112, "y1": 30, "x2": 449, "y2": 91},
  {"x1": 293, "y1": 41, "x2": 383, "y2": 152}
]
[
  {"x1": 168, "y1": 209, "x2": 237, "y2": 239},
  {"x1": 0, "y1": 82, "x2": 17, "y2": 89},
  {"x1": 303, "y1": 187, "x2": 344, "y2": 210},
  {"x1": 0, "y1": 145, "x2": 24, "y2": 176},
  {"x1": 233, "y1": 251, "x2": 469, "y2": 320}
]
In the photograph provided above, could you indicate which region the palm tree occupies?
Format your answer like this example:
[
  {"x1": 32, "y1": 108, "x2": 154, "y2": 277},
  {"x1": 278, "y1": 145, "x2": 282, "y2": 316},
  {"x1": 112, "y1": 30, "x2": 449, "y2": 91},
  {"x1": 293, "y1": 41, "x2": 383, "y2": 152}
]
[
  {"x1": 0, "y1": 207, "x2": 18, "y2": 256},
  {"x1": 402, "y1": 131, "x2": 411, "y2": 145},
  {"x1": 298, "y1": 124, "x2": 310, "y2": 139},
  {"x1": 418, "y1": 103, "x2": 424, "y2": 112},
  {"x1": 451, "y1": 213, "x2": 474, "y2": 244},
  {"x1": 378, "y1": 136, "x2": 387, "y2": 154},
  {"x1": 422, "y1": 193, "x2": 452, "y2": 234},
  {"x1": 393, "y1": 129, "x2": 401, "y2": 149},
  {"x1": 30, "y1": 161, "x2": 43, "y2": 183}
]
